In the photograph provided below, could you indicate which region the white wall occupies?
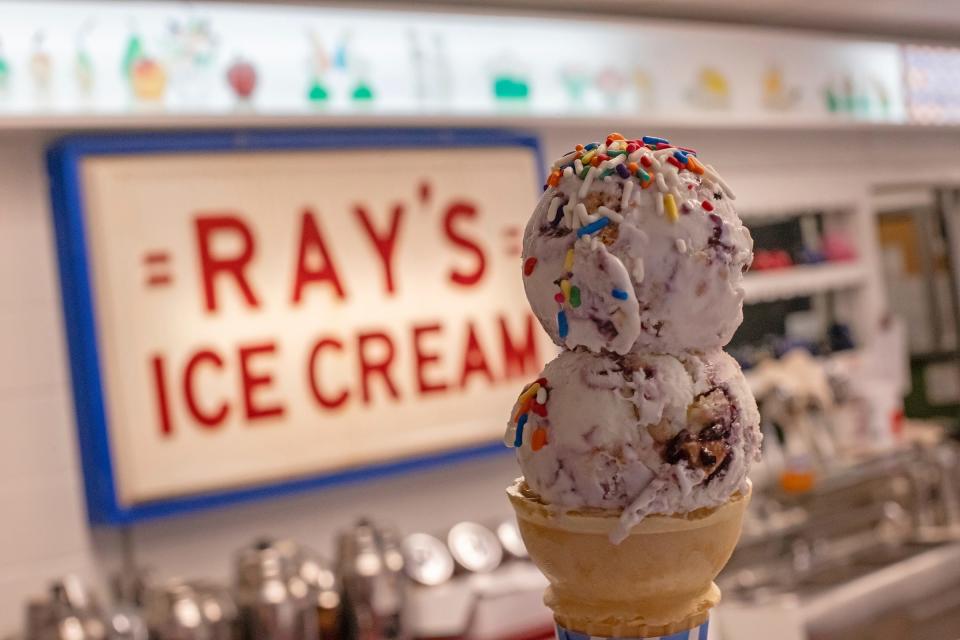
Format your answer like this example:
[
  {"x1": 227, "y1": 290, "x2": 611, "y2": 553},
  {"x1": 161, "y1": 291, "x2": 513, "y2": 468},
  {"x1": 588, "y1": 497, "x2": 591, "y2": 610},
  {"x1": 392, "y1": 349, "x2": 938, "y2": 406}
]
[
  {"x1": 0, "y1": 131, "x2": 104, "y2": 631},
  {"x1": 3, "y1": 124, "x2": 960, "y2": 633}
]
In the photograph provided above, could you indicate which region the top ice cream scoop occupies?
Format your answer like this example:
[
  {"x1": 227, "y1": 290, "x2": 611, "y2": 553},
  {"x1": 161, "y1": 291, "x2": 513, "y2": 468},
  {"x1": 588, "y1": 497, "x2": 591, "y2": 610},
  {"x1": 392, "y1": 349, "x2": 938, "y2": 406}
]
[{"x1": 522, "y1": 134, "x2": 753, "y2": 355}]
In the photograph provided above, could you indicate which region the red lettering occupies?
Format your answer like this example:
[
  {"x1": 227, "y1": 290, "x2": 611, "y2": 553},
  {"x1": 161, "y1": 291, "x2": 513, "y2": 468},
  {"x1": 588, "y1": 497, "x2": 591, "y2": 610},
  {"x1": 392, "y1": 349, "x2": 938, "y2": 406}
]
[
  {"x1": 355, "y1": 204, "x2": 404, "y2": 294},
  {"x1": 239, "y1": 342, "x2": 285, "y2": 421},
  {"x1": 460, "y1": 322, "x2": 495, "y2": 387},
  {"x1": 195, "y1": 215, "x2": 259, "y2": 312},
  {"x1": 183, "y1": 349, "x2": 229, "y2": 428},
  {"x1": 418, "y1": 181, "x2": 431, "y2": 205},
  {"x1": 443, "y1": 201, "x2": 486, "y2": 287},
  {"x1": 412, "y1": 323, "x2": 447, "y2": 395},
  {"x1": 151, "y1": 354, "x2": 174, "y2": 437},
  {"x1": 358, "y1": 331, "x2": 399, "y2": 404},
  {"x1": 291, "y1": 209, "x2": 347, "y2": 305},
  {"x1": 307, "y1": 338, "x2": 349, "y2": 410},
  {"x1": 500, "y1": 314, "x2": 541, "y2": 378}
]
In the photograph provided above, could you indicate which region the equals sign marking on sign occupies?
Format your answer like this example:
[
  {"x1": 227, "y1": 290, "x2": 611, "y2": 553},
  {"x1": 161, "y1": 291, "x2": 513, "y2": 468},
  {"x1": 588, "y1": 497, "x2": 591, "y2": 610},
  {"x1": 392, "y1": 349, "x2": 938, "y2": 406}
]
[
  {"x1": 143, "y1": 251, "x2": 173, "y2": 288},
  {"x1": 502, "y1": 225, "x2": 522, "y2": 257}
]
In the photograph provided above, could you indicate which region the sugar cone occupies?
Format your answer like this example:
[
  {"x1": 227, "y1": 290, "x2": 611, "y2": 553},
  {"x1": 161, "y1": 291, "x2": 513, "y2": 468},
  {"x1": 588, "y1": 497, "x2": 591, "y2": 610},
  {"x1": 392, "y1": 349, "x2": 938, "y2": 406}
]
[{"x1": 507, "y1": 479, "x2": 750, "y2": 638}]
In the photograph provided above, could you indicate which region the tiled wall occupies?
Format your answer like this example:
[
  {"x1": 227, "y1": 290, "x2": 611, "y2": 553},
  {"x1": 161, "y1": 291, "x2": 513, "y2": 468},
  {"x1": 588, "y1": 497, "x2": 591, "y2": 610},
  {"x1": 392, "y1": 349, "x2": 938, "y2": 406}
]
[
  {"x1": 0, "y1": 132, "x2": 103, "y2": 629},
  {"x1": 1, "y1": 126, "x2": 959, "y2": 634}
]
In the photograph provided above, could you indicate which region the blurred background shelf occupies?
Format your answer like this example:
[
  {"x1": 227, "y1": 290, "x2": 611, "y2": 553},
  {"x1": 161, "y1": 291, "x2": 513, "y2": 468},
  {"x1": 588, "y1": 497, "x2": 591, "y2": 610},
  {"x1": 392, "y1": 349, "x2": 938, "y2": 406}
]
[
  {"x1": 739, "y1": 205, "x2": 855, "y2": 224},
  {"x1": 0, "y1": 112, "x2": 942, "y2": 132},
  {"x1": 743, "y1": 262, "x2": 869, "y2": 303}
]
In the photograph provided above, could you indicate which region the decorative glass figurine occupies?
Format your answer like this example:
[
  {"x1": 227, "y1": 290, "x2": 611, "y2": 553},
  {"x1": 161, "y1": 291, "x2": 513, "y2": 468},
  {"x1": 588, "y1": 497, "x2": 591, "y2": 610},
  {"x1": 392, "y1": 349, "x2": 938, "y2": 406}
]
[
  {"x1": 75, "y1": 20, "x2": 96, "y2": 96},
  {"x1": 490, "y1": 53, "x2": 530, "y2": 102},
  {"x1": 131, "y1": 56, "x2": 167, "y2": 102},
  {"x1": 595, "y1": 65, "x2": 628, "y2": 109},
  {"x1": 165, "y1": 16, "x2": 219, "y2": 103},
  {"x1": 350, "y1": 60, "x2": 375, "y2": 102},
  {"x1": 121, "y1": 22, "x2": 166, "y2": 103},
  {"x1": 226, "y1": 57, "x2": 257, "y2": 101},
  {"x1": 306, "y1": 30, "x2": 331, "y2": 104},
  {"x1": 29, "y1": 32, "x2": 53, "y2": 95},
  {"x1": 762, "y1": 66, "x2": 801, "y2": 111},
  {"x1": 560, "y1": 65, "x2": 591, "y2": 105},
  {"x1": 121, "y1": 24, "x2": 144, "y2": 79},
  {"x1": 0, "y1": 38, "x2": 10, "y2": 96}
]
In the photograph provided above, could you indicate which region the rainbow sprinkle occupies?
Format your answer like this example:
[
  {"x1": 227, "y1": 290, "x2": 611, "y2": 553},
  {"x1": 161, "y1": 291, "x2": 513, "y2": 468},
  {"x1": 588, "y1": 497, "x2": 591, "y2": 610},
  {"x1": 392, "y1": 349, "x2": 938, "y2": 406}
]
[
  {"x1": 506, "y1": 378, "x2": 550, "y2": 449},
  {"x1": 663, "y1": 193, "x2": 679, "y2": 222},
  {"x1": 554, "y1": 247, "x2": 577, "y2": 339},
  {"x1": 544, "y1": 133, "x2": 734, "y2": 229},
  {"x1": 539, "y1": 133, "x2": 730, "y2": 350},
  {"x1": 514, "y1": 413, "x2": 528, "y2": 447},
  {"x1": 576, "y1": 216, "x2": 611, "y2": 238},
  {"x1": 523, "y1": 256, "x2": 538, "y2": 276},
  {"x1": 531, "y1": 427, "x2": 548, "y2": 451}
]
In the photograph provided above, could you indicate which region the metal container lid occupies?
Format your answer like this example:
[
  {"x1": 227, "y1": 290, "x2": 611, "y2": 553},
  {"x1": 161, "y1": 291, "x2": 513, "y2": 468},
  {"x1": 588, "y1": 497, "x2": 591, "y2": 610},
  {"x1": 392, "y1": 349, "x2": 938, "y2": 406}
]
[
  {"x1": 25, "y1": 576, "x2": 107, "y2": 640},
  {"x1": 496, "y1": 519, "x2": 529, "y2": 559},
  {"x1": 104, "y1": 607, "x2": 148, "y2": 640},
  {"x1": 338, "y1": 520, "x2": 383, "y2": 580},
  {"x1": 298, "y1": 551, "x2": 341, "y2": 611},
  {"x1": 446, "y1": 522, "x2": 503, "y2": 573},
  {"x1": 337, "y1": 519, "x2": 408, "y2": 639},
  {"x1": 143, "y1": 579, "x2": 238, "y2": 640},
  {"x1": 233, "y1": 537, "x2": 290, "y2": 588},
  {"x1": 188, "y1": 581, "x2": 237, "y2": 627},
  {"x1": 401, "y1": 533, "x2": 454, "y2": 586},
  {"x1": 377, "y1": 525, "x2": 406, "y2": 576}
]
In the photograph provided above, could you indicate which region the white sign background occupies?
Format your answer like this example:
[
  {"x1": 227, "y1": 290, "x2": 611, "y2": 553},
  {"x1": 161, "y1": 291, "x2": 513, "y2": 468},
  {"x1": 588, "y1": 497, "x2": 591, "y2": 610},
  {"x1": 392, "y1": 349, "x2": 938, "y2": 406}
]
[{"x1": 78, "y1": 144, "x2": 550, "y2": 506}]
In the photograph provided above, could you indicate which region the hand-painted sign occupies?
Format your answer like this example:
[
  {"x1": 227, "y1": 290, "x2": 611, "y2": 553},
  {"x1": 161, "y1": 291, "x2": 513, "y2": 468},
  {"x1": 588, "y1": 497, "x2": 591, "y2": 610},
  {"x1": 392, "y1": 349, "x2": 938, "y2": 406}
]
[{"x1": 49, "y1": 129, "x2": 548, "y2": 523}]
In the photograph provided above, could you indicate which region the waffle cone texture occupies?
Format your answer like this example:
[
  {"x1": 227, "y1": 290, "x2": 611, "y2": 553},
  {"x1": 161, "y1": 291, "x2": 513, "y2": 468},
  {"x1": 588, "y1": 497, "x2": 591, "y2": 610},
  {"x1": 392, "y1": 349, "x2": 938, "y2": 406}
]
[{"x1": 507, "y1": 479, "x2": 750, "y2": 638}]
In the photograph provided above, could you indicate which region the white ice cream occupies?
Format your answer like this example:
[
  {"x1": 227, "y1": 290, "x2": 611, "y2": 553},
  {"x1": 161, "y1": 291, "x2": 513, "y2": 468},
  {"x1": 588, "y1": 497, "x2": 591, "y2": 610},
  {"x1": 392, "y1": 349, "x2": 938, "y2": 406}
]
[
  {"x1": 522, "y1": 137, "x2": 753, "y2": 355},
  {"x1": 506, "y1": 349, "x2": 760, "y2": 542},
  {"x1": 507, "y1": 134, "x2": 761, "y2": 542}
]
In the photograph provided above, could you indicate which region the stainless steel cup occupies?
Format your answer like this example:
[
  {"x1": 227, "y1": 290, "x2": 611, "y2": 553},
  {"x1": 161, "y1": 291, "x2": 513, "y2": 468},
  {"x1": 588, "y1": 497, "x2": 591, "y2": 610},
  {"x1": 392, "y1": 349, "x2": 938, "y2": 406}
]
[
  {"x1": 142, "y1": 579, "x2": 236, "y2": 640},
  {"x1": 234, "y1": 538, "x2": 318, "y2": 640},
  {"x1": 24, "y1": 576, "x2": 107, "y2": 640},
  {"x1": 337, "y1": 520, "x2": 408, "y2": 640}
]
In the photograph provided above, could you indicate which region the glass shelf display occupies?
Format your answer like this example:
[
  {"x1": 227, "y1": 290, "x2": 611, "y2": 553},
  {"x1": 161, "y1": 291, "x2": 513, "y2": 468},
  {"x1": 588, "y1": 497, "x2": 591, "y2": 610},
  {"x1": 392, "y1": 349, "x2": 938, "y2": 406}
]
[{"x1": 0, "y1": 0, "x2": 915, "y2": 128}]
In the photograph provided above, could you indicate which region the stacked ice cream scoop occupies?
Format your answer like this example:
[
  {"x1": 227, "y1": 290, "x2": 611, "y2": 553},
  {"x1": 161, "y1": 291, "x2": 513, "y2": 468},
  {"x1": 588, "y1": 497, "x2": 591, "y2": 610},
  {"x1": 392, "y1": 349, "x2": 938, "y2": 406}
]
[{"x1": 504, "y1": 134, "x2": 762, "y2": 638}]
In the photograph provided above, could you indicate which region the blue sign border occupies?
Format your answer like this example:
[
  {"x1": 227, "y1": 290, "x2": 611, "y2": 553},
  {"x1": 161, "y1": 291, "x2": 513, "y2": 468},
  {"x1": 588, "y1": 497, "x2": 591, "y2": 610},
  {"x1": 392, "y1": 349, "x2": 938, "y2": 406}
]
[{"x1": 47, "y1": 128, "x2": 543, "y2": 525}]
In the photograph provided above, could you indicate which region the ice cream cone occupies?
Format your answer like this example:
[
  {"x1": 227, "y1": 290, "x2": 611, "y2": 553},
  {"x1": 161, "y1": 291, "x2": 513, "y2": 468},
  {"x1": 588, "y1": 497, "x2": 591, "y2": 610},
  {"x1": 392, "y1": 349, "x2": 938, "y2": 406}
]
[{"x1": 507, "y1": 478, "x2": 750, "y2": 638}]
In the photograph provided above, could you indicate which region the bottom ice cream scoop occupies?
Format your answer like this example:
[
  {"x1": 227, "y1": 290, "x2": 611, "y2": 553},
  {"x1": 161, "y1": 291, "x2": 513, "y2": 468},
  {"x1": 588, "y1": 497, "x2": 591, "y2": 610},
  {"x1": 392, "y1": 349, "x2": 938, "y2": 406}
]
[{"x1": 505, "y1": 348, "x2": 761, "y2": 542}]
